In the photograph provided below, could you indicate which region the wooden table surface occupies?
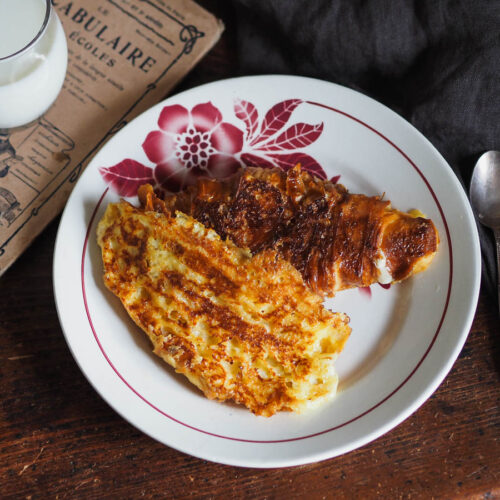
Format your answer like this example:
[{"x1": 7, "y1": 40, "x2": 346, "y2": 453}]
[{"x1": 1, "y1": 2, "x2": 499, "y2": 498}]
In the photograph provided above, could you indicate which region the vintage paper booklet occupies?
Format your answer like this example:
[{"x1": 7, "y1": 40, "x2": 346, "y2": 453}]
[{"x1": 0, "y1": 0, "x2": 223, "y2": 276}]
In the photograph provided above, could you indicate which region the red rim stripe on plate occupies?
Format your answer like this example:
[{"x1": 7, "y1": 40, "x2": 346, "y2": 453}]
[{"x1": 82, "y1": 103, "x2": 453, "y2": 443}]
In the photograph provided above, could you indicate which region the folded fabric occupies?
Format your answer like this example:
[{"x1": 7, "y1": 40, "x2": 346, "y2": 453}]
[{"x1": 232, "y1": 0, "x2": 500, "y2": 295}]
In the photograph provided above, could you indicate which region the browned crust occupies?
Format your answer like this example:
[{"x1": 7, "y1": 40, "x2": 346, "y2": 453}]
[
  {"x1": 97, "y1": 202, "x2": 351, "y2": 416},
  {"x1": 138, "y1": 165, "x2": 439, "y2": 296}
]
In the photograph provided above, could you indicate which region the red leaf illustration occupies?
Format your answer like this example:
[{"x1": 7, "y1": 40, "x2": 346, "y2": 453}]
[
  {"x1": 330, "y1": 174, "x2": 341, "y2": 184},
  {"x1": 251, "y1": 99, "x2": 303, "y2": 146},
  {"x1": 257, "y1": 122, "x2": 323, "y2": 151},
  {"x1": 240, "y1": 153, "x2": 276, "y2": 169},
  {"x1": 234, "y1": 99, "x2": 259, "y2": 142},
  {"x1": 267, "y1": 152, "x2": 327, "y2": 179},
  {"x1": 379, "y1": 283, "x2": 392, "y2": 290},
  {"x1": 99, "y1": 159, "x2": 154, "y2": 197}
]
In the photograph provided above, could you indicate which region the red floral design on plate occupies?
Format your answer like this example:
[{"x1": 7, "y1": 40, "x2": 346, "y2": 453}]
[
  {"x1": 99, "y1": 98, "x2": 327, "y2": 196},
  {"x1": 99, "y1": 159, "x2": 155, "y2": 197},
  {"x1": 97, "y1": 99, "x2": 389, "y2": 297},
  {"x1": 236, "y1": 98, "x2": 326, "y2": 178}
]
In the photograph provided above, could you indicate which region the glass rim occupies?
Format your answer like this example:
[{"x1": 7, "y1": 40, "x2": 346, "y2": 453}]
[{"x1": 0, "y1": 0, "x2": 52, "y2": 62}]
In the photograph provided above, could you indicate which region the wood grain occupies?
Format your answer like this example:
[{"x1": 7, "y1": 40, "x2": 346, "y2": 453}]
[{"x1": 1, "y1": 2, "x2": 499, "y2": 498}]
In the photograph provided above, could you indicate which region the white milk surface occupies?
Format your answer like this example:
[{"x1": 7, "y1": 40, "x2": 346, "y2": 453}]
[
  {"x1": 0, "y1": 0, "x2": 67, "y2": 128},
  {"x1": 0, "y1": 0, "x2": 47, "y2": 58}
]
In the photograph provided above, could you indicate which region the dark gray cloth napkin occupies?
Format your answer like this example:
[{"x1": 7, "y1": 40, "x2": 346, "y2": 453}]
[{"x1": 232, "y1": 0, "x2": 500, "y2": 295}]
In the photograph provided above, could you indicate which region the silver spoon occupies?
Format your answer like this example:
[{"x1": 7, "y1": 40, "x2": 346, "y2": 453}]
[{"x1": 470, "y1": 150, "x2": 500, "y2": 313}]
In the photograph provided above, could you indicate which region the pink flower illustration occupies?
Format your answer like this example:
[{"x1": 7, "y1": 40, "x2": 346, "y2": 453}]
[
  {"x1": 99, "y1": 98, "x2": 327, "y2": 197},
  {"x1": 142, "y1": 102, "x2": 244, "y2": 192}
]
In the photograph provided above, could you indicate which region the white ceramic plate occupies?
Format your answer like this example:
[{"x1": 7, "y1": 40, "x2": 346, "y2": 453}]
[{"x1": 53, "y1": 75, "x2": 480, "y2": 468}]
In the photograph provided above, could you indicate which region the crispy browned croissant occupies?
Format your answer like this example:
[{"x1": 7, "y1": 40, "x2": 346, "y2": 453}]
[{"x1": 138, "y1": 165, "x2": 439, "y2": 296}]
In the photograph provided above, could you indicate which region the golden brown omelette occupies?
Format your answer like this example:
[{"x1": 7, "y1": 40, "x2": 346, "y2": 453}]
[
  {"x1": 143, "y1": 165, "x2": 439, "y2": 296},
  {"x1": 97, "y1": 201, "x2": 351, "y2": 416}
]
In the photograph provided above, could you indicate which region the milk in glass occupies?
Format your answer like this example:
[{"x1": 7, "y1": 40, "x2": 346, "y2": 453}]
[{"x1": 0, "y1": 0, "x2": 68, "y2": 129}]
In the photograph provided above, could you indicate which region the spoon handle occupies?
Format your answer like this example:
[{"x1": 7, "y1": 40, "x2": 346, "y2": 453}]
[{"x1": 495, "y1": 229, "x2": 500, "y2": 315}]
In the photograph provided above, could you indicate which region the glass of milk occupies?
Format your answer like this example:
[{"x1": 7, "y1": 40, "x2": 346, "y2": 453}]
[{"x1": 0, "y1": 0, "x2": 68, "y2": 129}]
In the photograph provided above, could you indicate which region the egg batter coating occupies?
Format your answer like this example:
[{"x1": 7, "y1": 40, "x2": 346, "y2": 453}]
[
  {"x1": 141, "y1": 165, "x2": 439, "y2": 296},
  {"x1": 97, "y1": 201, "x2": 350, "y2": 416}
]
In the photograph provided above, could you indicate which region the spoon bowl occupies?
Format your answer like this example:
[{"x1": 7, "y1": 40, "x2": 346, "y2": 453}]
[
  {"x1": 469, "y1": 150, "x2": 500, "y2": 313},
  {"x1": 470, "y1": 151, "x2": 500, "y2": 227}
]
